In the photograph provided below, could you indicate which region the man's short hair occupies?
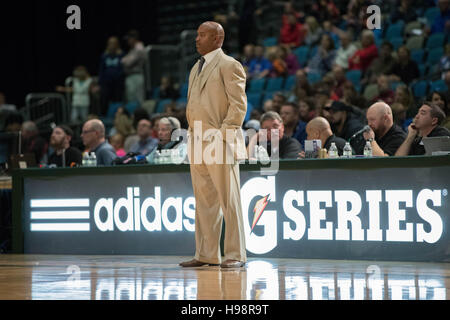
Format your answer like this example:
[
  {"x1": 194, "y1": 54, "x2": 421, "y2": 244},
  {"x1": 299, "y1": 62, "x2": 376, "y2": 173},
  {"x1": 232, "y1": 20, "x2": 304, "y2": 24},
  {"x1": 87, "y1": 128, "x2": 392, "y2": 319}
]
[
  {"x1": 260, "y1": 111, "x2": 283, "y2": 124},
  {"x1": 281, "y1": 102, "x2": 299, "y2": 112},
  {"x1": 423, "y1": 101, "x2": 446, "y2": 125},
  {"x1": 56, "y1": 125, "x2": 73, "y2": 137}
]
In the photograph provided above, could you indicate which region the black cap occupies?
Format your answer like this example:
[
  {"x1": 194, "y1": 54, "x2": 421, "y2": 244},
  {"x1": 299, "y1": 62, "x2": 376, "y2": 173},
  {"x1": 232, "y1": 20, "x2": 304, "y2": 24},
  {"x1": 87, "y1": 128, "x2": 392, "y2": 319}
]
[
  {"x1": 56, "y1": 124, "x2": 74, "y2": 137},
  {"x1": 330, "y1": 101, "x2": 350, "y2": 112}
]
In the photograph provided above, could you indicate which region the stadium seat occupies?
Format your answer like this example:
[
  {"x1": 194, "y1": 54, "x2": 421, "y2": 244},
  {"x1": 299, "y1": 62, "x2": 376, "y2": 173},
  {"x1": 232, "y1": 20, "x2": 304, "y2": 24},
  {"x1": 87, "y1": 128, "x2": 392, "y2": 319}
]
[
  {"x1": 125, "y1": 101, "x2": 139, "y2": 114},
  {"x1": 424, "y1": 7, "x2": 440, "y2": 25},
  {"x1": 155, "y1": 99, "x2": 173, "y2": 113},
  {"x1": 410, "y1": 49, "x2": 424, "y2": 64},
  {"x1": 247, "y1": 92, "x2": 262, "y2": 110},
  {"x1": 308, "y1": 45, "x2": 318, "y2": 59},
  {"x1": 345, "y1": 70, "x2": 361, "y2": 87},
  {"x1": 106, "y1": 102, "x2": 123, "y2": 119},
  {"x1": 426, "y1": 47, "x2": 444, "y2": 66},
  {"x1": 412, "y1": 80, "x2": 428, "y2": 98},
  {"x1": 179, "y1": 83, "x2": 189, "y2": 98},
  {"x1": 426, "y1": 33, "x2": 445, "y2": 50},
  {"x1": 293, "y1": 46, "x2": 309, "y2": 66},
  {"x1": 418, "y1": 64, "x2": 426, "y2": 77},
  {"x1": 389, "y1": 37, "x2": 404, "y2": 50},
  {"x1": 248, "y1": 78, "x2": 266, "y2": 93},
  {"x1": 244, "y1": 101, "x2": 253, "y2": 122},
  {"x1": 307, "y1": 72, "x2": 321, "y2": 84},
  {"x1": 266, "y1": 77, "x2": 284, "y2": 92},
  {"x1": 283, "y1": 74, "x2": 295, "y2": 91},
  {"x1": 429, "y1": 79, "x2": 447, "y2": 92},
  {"x1": 386, "y1": 23, "x2": 404, "y2": 40},
  {"x1": 390, "y1": 81, "x2": 405, "y2": 91},
  {"x1": 405, "y1": 36, "x2": 424, "y2": 50},
  {"x1": 263, "y1": 37, "x2": 277, "y2": 47},
  {"x1": 152, "y1": 87, "x2": 160, "y2": 99}
]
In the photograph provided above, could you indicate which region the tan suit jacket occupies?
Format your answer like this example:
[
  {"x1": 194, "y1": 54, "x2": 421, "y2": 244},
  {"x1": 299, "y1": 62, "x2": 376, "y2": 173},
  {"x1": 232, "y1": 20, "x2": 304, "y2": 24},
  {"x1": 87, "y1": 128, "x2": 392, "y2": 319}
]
[
  {"x1": 186, "y1": 49, "x2": 247, "y2": 161},
  {"x1": 186, "y1": 49, "x2": 248, "y2": 264}
]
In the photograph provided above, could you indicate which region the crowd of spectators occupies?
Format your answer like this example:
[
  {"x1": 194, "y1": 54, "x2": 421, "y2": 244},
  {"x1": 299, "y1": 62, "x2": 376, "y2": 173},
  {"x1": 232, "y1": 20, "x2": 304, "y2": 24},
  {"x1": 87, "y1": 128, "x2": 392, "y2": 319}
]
[{"x1": 1, "y1": 0, "x2": 450, "y2": 168}]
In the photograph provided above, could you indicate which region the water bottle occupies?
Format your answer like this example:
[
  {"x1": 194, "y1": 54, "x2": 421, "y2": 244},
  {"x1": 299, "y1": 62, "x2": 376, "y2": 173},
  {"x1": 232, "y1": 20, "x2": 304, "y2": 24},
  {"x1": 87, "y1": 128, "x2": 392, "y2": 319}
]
[
  {"x1": 364, "y1": 141, "x2": 373, "y2": 157},
  {"x1": 82, "y1": 152, "x2": 89, "y2": 166},
  {"x1": 90, "y1": 152, "x2": 97, "y2": 166},
  {"x1": 343, "y1": 142, "x2": 353, "y2": 158},
  {"x1": 328, "y1": 142, "x2": 339, "y2": 158}
]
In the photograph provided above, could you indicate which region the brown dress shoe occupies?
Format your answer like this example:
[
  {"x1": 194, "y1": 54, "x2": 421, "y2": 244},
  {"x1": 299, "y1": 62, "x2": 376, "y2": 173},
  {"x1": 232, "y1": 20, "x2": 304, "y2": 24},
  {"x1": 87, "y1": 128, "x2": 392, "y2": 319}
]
[
  {"x1": 220, "y1": 259, "x2": 245, "y2": 268},
  {"x1": 179, "y1": 259, "x2": 217, "y2": 267}
]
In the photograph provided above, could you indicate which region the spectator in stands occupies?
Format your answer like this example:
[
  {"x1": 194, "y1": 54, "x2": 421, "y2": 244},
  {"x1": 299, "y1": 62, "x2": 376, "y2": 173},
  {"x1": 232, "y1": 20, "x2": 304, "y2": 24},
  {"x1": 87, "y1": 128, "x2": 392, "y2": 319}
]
[
  {"x1": 390, "y1": 46, "x2": 419, "y2": 85},
  {"x1": 157, "y1": 76, "x2": 179, "y2": 100},
  {"x1": 429, "y1": 0, "x2": 450, "y2": 34},
  {"x1": 394, "y1": 84, "x2": 417, "y2": 119},
  {"x1": 56, "y1": 65, "x2": 95, "y2": 123},
  {"x1": 310, "y1": 0, "x2": 340, "y2": 25},
  {"x1": 331, "y1": 65, "x2": 352, "y2": 100},
  {"x1": 290, "y1": 70, "x2": 313, "y2": 102},
  {"x1": 340, "y1": 81, "x2": 368, "y2": 110},
  {"x1": 240, "y1": 44, "x2": 255, "y2": 77},
  {"x1": 344, "y1": 0, "x2": 369, "y2": 32},
  {"x1": 280, "y1": 12, "x2": 306, "y2": 48},
  {"x1": 128, "y1": 118, "x2": 158, "y2": 156},
  {"x1": 306, "y1": 33, "x2": 336, "y2": 76},
  {"x1": 333, "y1": 31, "x2": 357, "y2": 69},
  {"x1": 372, "y1": 74, "x2": 395, "y2": 105},
  {"x1": 267, "y1": 47, "x2": 287, "y2": 78},
  {"x1": 363, "y1": 102, "x2": 407, "y2": 156},
  {"x1": 322, "y1": 100, "x2": 365, "y2": 141},
  {"x1": 21, "y1": 121, "x2": 48, "y2": 164},
  {"x1": 348, "y1": 30, "x2": 378, "y2": 72},
  {"x1": 121, "y1": 30, "x2": 146, "y2": 105},
  {"x1": 150, "y1": 114, "x2": 163, "y2": 139},
  {"x1": 428, "y1": 90, "x2": 450, "y2": 130},
  {"x1": 390, "y1": 0, "x2": 418, "y2": 23},
  {"x1": 279, "y1": 45, "x2": 300, "y2": 75},
  {"x1": 146, "y1": 116, "x2": 187, "y2": 163},
  {"x1": 110, "y1": 133, "x2": 126, "y2": 157},
  {"x1": 305, "y1": 116, "x2": 347, "y2": 156},
  {"x1": 280, "y1": 102, "x2": 307, "y2": 147},
  {"x1": 439, "y1": 43, "x2": 450, "y2": 79},
  {"x1": 322, "y1": 20, "x2": 339, "y2": 47},
  {"x1": 362, "y1": 41, "x2": 396, "y2": 86},
  {"x1": 109, "y1": 107, "x2": 135, "y2": 140},
  {"x1": 98, "y1": 36, "x2": 125, "y2": 117},
  {"x1": 271, "y1": 92, "x2": 287, "y2": 114},
  {"x1": 262, "y1": 99, "x2": 274, "y2": 113},
  {"x1": 81, "y1": 119, "x2": 117, "y2": 166},
  {"x1": 391, "y1": 102, "x2": 410, "y2": 131},
  {"x1": 304, "y1": 16, "x2": 323, "y2": 47},
  {"x1": 299, "y1": 98, "x2": 317, "y2": 122},
  {"x1": 247, "y1": 111, "x2": 303, "y2": 159},
  {"x1": 395, "y1": 102, "x2": 450, "y2": 155},
  {"x1": 248, "y1": 45, "x2": 272, "y2": 79},
  {"x1": 48, "y1": 125, "x2": 82, "y2": 167}
]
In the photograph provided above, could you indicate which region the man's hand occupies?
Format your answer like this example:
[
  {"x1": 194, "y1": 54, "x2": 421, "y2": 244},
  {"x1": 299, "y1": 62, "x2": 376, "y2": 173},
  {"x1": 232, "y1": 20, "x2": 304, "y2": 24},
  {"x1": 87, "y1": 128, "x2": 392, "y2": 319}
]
[
  {"x1": 407, "y1": 123, "x2": 418, "y2": 139},
  {"x1": 297, "y1": 151, "x2": 306, "y2": 159},
  {"x1": 363, "y1": 127, "x2": 375, "y2": 141}
]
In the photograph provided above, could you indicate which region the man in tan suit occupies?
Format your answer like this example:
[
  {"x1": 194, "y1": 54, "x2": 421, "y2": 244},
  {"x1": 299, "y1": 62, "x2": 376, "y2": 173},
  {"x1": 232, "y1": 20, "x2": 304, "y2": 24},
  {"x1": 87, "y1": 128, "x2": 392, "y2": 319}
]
[{"x1": 179, "y1": 21, "x2": 247, "y2": 268}]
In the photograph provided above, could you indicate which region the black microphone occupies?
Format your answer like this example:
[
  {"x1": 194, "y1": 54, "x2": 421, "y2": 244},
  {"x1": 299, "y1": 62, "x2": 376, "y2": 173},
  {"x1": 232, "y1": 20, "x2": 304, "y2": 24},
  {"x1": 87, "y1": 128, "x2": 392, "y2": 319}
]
[{"x1": 349, "y1": 125, "x2": 371, "y2": 140}]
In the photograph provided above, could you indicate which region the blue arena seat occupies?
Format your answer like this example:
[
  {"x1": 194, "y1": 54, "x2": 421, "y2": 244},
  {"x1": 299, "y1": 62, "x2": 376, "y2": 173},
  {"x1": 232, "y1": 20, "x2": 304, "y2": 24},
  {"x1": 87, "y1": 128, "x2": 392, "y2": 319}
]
[
  {"x1": 248, "y1": 78, "x2": 266, "y2": 93},
  {"x1": 429, "y1": 79, "x2": 447, "y2": 92},
  {"x1": 155, "y1": 99, "x2": 173, "y2": 113},
  {"x1": 424, "y1": 7, "x2": 440, "y2": 25},
  {"x1": 284, "y1": 74, "x2": 296, "y2": 90},
  {"x1": 389, "y1": 37, "x2": 404, "y2": 50},
  {"x1": 426, "y1": 47, "x2": 444, "y2": 66},
  {"x1": 263, "y1": 37, "x2": 277, "y2": 47},
  {"x1": 426, "y1": 33, "x2": 445, "y2": 50},
  {"x1": 412, "y1": 80, "x2": 428, "y2": 98},
  {"x1": 345, "y1": 70, "x2": 361, "y2": 87},
  {"x1": 266, "y1": 77, "x2": 284, "y2": 92},
  {"x1": 386, "y1": 23, "x2": 404, "y2": 40},
  {"x1": 307, "y1": 72, "x2": 321, "y2": 84},
  {"x1": 410, "y1": 49, "x2": 424, "y2": 64},
  {"x1": 179, "y1": 82, "x2": 189, "y2": 98},
  {"x1": 293, "y1": 46, "x2": 309, "y2": 66},
  {"x1": 246, "y1": 92, "x2": 262, "y2": 110}
]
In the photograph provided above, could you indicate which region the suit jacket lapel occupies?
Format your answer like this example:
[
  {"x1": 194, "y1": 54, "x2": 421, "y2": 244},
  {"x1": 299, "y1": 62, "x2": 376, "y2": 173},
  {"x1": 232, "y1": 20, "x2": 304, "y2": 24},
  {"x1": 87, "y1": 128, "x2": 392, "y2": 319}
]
[{"x1": 198, "y1": 49, "x2": 222, "y2": 92}]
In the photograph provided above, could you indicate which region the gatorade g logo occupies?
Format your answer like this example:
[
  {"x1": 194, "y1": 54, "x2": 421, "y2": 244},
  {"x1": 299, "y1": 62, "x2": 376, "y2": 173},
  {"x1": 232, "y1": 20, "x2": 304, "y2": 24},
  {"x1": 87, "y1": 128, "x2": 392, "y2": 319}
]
[{"x1": 242, "y1": 176, "x2": 277, "y2": 254}]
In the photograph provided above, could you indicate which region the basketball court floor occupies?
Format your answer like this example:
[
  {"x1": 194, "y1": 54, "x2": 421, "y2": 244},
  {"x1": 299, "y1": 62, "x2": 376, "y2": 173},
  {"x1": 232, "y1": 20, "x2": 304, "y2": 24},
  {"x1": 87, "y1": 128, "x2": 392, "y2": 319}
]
[{"x1": 0, "y1": 255, "x2": 448, "y2": 300}]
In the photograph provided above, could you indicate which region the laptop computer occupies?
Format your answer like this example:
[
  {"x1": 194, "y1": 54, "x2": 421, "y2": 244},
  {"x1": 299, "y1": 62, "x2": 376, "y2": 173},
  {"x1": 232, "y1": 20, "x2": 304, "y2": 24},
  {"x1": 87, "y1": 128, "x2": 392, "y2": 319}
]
[
  {"x1": 7, "y1": 153, "x2": 37, "y2": 170},
  {"x1": 422, "y1": 136, "x2": 450, "y2": 156}
]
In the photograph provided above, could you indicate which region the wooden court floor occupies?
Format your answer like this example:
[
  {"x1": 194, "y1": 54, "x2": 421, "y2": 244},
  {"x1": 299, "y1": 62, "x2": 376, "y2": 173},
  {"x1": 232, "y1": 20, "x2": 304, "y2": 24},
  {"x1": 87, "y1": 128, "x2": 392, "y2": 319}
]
[{"x1": 0, "y1": 255, "x2": 448, "y2": 300}]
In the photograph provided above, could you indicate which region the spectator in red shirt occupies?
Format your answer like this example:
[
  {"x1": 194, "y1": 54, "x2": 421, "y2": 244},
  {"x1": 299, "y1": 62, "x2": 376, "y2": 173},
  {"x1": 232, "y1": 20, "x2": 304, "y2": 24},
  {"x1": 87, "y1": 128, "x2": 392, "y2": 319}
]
[
  {"x1": 280, "y1": 12, "x2": 305, "y2": 48},
  {"x1": 348, "y1": 30, "x2": 378, "y2": 71}
]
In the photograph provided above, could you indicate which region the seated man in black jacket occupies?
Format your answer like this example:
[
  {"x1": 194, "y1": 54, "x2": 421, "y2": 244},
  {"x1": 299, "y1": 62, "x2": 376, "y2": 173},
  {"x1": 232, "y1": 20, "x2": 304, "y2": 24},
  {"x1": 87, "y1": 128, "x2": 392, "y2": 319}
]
[
  {"x1": 247, "y1": 111, "x2": 302, "y2": 160},
  {"x1": 395, "y1": 102, "x2": 450, "y2": 156},
  {"x1": 305, "y1": 116, "x2": 347, "y2": 156},
  {"x1": 48, "y1": 125, "x2": 82, "y2": 167},
  {"x1": 363, "y1": 102, "x2": 407, "y2": 156}
]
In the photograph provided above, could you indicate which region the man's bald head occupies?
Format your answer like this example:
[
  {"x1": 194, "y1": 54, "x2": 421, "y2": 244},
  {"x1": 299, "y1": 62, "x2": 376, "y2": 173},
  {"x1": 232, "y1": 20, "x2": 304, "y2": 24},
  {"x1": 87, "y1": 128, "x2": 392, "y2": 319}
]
[
  {"x1": 196, "y1": 21, "x2": 225, "y2": 56},
  {"x1": 307, "y1": 116, "x2": 331, "y2": 132},
  {"x1": 306, "y1": 117, "x2": 333, "y2": 142},
  {"x1": 366, "y1": 102, "x2": 393, "y2": 136},
  {"x1": 85, "y1": 119, "x2": 105, "y2": 137}
]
